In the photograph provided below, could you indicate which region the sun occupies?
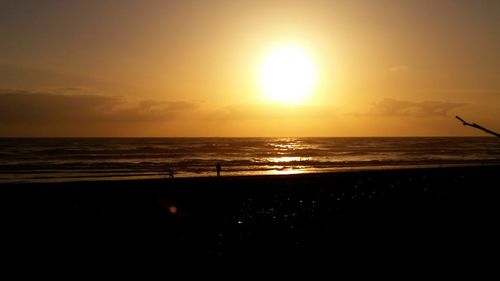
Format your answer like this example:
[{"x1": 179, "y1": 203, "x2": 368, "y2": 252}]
[{"x1": 258, "y1": 44, "x2": 317, "y2": 104}]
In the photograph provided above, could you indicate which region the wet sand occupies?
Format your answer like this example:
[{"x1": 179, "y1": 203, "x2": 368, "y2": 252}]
[{"x1": 4, "y1": 165, "x2": 499, "y2": 261}]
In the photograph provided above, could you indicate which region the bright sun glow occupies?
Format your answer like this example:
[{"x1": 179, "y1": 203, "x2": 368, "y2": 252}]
[{"x1": 259, "y1": 44, "x2": 317, "y2": 104}]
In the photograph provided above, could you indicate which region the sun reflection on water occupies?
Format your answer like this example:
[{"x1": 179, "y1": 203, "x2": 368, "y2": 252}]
[
  {"x1": 266, "y1": 140, "x2": 312, "y2": 175},
  {"x1": 267, "y1": 156, "x2": 311, "y2": 163}
]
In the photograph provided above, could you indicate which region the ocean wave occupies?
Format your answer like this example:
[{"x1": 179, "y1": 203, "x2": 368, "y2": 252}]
[{"x1": 1, "y1": 137, "x2": 499, "y2": 183}]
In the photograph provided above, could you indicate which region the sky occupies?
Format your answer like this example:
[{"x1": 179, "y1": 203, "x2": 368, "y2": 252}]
[{"x1": 1, "y1": 0, "x2": 499, "y2": 137}]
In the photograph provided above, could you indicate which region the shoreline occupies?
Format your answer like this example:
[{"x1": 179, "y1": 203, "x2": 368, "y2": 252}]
[{"x1": 3, "y1": 162, "x2": 500, "y2": 185}]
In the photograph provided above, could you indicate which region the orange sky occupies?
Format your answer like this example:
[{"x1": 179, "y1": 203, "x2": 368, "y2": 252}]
[{"x1": 1, "y1": 0, "x2": 499, "y2": 136}]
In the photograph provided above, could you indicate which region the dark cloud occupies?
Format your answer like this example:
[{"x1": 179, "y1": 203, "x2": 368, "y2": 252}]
[
  {"x1": 0, "y1": 89, "x2": 198, "y2": 124},
  {"x1": 368, "y1": 98, "x2": 465, "y2": 117},
  {"x1": 49, "y1": 86, "x2": 97, "y2": 94}
]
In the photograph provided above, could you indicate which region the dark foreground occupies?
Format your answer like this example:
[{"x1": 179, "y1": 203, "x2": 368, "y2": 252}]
[{"x1": 4, "y1": 165, "x2": 500, "y2": 261}]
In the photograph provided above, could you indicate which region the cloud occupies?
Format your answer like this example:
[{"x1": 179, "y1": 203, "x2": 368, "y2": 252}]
[
  {"x1": 389, "y1": 65, "x2": 409, "y2": 72},
  {"x1": 0, "y1": 89, "x2": 198, "y2": 124},
  {"x1": 208, "y1": 103, "x2": 337, "y2": 121},
  {"x1": 368, "y1": 98, "x2": 465, "y2": 117},
  {"x1": 48, "y1": 86, "x2": 98, "y2": 94},
  {"x1": 428, "y1": 88, "x2": 500, "y2": 95}
]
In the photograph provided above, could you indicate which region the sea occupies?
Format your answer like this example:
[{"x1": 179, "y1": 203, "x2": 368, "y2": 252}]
[{"x1": 1, "y1": 137, "x2": 499, "y2": 183}]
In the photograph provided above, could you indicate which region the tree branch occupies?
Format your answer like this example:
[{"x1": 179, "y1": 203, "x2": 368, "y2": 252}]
[{"x1": 456, "y1": 116, "x2": 500, "y2": 138}]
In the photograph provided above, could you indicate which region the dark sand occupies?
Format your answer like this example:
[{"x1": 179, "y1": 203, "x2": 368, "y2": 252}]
[{"x1": 4, "y1": 165, "x2": 499, "y2": 261}]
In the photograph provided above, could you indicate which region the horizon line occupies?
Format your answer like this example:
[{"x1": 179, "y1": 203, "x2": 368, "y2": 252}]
[{"x1": 0, "y1": 135, "x2": 492, "y2": 138}]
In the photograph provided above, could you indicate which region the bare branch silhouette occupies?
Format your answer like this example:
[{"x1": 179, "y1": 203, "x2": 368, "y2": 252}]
[{"x1": 456, "y1": 116, "x2": 500, "y2": 138}]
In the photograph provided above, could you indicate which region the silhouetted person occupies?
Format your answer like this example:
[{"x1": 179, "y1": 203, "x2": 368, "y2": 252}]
[
  {"x1": 166, "y1": 167, "x2": 175, "y2": 179},
  {"x1": 216, "y1": 163, "x2": 221, "y2": 177}
]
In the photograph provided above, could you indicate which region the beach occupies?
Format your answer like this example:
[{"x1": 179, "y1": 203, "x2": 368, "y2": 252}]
[{"x1": 4, "y1": 164, "x2": 498, "y2": 261}]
